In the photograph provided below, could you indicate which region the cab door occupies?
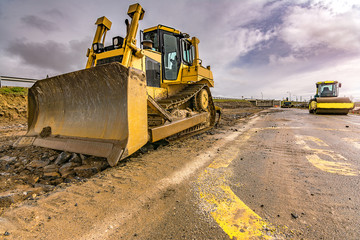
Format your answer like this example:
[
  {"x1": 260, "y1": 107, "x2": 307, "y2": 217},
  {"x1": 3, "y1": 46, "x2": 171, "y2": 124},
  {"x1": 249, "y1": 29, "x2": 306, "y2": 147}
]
[{"x1": 161, "y1": 32, "x2": 180, "y2": 80}]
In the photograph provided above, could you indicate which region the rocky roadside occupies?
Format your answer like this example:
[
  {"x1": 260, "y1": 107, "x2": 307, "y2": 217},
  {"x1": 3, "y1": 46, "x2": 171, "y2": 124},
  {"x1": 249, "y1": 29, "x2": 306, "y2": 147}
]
[{"x1": 0, "y1": 147, "x2": 110, "y2": 212}]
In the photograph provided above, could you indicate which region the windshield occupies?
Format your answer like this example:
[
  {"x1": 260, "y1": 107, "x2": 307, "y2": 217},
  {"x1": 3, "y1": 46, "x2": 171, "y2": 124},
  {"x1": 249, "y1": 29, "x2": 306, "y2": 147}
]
[
  {"x1": 163, "y1": 33, "x2": 179, "y2": 80},
  {"x1": 143, "y1": 30, "x2": 159, "y2": 51},
  {"x1": 182, "y1": 40, "x2": 194, "y2": 65},
  {"x1": 318, "y1": 83, "x2": 337, "y2": 97}
]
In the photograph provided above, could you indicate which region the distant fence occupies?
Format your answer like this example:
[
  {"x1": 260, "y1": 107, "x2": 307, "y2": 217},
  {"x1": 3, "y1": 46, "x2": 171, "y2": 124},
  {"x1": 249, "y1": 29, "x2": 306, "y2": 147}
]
[
  {"x1": 213, "y1": 97, "x2": 281, "y2": 107},
  {"x1": 255, "y1": 99, "x2": 280, "y2": 107},
  {"x1": 213, "y1": 97, "x2": 245, "y2": 100},
  {"x1": 0, "y1": 76, "x2": 38, "y2": 88}
]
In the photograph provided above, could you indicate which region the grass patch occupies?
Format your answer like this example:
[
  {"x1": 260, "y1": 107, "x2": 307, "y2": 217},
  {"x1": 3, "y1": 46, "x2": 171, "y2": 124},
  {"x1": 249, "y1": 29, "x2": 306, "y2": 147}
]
[{"x1": 0, "y1": 87, "x2": 28, "y2": 95}]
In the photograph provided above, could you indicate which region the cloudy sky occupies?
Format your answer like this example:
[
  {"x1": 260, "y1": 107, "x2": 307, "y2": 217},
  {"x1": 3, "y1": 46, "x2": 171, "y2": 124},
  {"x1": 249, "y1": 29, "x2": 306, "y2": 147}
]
[{"x1": 0, "y1": 0, "x2": 359, "y2": 101}]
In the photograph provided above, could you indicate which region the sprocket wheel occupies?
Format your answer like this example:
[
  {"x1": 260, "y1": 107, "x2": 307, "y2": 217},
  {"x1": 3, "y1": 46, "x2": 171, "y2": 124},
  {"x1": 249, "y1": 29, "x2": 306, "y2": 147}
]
[{"x1": 196, "y1": 89, "x2": 209, "y2": 111}]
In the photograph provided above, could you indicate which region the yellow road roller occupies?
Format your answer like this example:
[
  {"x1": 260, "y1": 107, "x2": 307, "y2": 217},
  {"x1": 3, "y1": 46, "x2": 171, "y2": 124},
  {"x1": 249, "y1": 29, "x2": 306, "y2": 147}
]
[
  {"x1": 309, "y1": 81, "x2": 354, "y2": 115},
  {"x1": 16, "y1": 3, "x2": 220, "y2": 166},
  {"x1": 281, "y1": 98, "x2": 293, "y2": 108}
]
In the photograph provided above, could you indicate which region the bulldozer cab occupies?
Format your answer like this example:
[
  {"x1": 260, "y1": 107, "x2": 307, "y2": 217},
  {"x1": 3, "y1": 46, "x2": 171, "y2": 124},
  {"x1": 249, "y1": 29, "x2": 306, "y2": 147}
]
[
  {"x1": 142, "y1": 25, "x2": 196, "y2": 82},
  {"x1": 91, "y1": 22, "x2": 212, "y2": 91},
  {"x1": 316, "y1": 81, "x2": 339, "y2": 98}
]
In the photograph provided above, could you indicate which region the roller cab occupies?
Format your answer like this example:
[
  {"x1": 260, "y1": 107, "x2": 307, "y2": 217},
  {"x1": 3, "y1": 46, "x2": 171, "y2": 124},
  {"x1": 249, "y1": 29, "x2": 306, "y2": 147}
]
[{"x1": 309, "y1": 81, "x2": 354, "y2": 115}]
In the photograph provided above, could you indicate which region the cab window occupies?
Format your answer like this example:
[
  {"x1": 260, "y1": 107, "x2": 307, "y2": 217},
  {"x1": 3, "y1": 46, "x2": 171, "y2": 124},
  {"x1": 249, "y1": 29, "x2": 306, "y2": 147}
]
[
  {"x1": 143, "y1": 30, "x2": 159, "y2": 51},
  {"x1": 181, "y1": 40, "x2": 194, "y2": 65},
  {"x1": 319, "y1": 84, "x2": 336, "y2": 97},
  {"x1": 145, "y1": 57, "x2": 161, "y2": 87},
  {"x1": 163, "y1": 33, "x2": 180, "y2": 80}
]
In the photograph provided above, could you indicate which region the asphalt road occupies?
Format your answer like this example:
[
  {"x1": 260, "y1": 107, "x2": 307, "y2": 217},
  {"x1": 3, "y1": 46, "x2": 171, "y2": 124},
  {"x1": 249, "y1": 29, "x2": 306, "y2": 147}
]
[
  {"x1": 144, "y1": 108, "x2": 360, "y2": 239},
  {"x1": 226, "y1": 109, "x2": 360, "y2": 239},
  {"x1": 2, "y1": 108, "x2": 359, "y2": 240}
]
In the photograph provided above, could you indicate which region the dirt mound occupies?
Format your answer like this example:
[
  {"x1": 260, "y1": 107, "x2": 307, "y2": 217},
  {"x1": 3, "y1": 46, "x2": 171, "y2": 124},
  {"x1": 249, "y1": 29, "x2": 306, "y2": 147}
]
[
  {"x1": 214, "y1": 100, "x2": 261, "y2": 127},
  {"x1": 0, "y1": 93, "x2": 27, "y2": 123},
  {"x1": 215, "y1": 100, "x2": 253, "y2": 109}
]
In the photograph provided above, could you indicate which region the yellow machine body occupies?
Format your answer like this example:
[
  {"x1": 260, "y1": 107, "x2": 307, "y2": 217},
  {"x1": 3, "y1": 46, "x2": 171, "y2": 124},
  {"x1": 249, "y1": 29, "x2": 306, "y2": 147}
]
[
  {"x1": 281, "y1": 100, "x2": 293, "y2": 108},
  {"x1": 309, "y1": 81, "x2": 354, "y2": 115},
  {"x1": 21, "y1": 3, "x2": 219, "y2": 166}
]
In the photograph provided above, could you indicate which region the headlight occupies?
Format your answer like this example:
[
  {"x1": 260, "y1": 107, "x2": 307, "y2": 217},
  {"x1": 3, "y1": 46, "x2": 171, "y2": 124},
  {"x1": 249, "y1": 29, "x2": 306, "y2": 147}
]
[
  {"x1": 92, "y1": 43, "x2": 104, "y2": 53},
  {"x1": 112, "y1": 36, "x2": 124, "y2": 47}
]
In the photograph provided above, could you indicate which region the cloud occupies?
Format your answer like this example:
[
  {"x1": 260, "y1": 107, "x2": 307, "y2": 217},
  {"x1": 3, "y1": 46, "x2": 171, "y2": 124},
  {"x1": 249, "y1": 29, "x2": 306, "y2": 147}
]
[
  {"x1": 223, "y1": 1, "x2": 299, "y2": 68},
  {"x1": 229, "y1": 27, "x2": 277, "y2": 58},
  {"x1": 6, "y1": 38, "x2": 88, "y2": 75},
  {"x1": 1, "y1": 0, "x2": 359, "y2": 101},
  {"x1": 269, "y1": 54, "x2": 298, "y2": 65},
  {"x1": 21, "y1": 15, "x2": 60, "y2": 33},
  {"x1": 43, "y1": 9, "x2": 64, "y2": 18},
  {"x1": 280, "y1": 5, "x2": 360, "y2": 53},
  {"x1": 215, "y1": 0, "x2": 360, "y2": 101}
]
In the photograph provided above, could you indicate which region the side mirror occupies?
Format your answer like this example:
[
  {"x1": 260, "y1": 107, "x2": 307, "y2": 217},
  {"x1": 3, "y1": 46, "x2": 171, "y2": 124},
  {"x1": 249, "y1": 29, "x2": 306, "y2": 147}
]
[{"x1": 339, "y1": 83, "x2": 342, "y2": 88}]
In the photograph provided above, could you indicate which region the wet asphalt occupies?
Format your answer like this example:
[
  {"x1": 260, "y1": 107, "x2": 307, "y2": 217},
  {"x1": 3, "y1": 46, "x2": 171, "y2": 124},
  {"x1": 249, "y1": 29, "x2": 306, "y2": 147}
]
[
  {"x1": 229, "y1": 108, "x2": 360, "y2": 239},
  {"x1": 144, "y1": 108, "x2": 360, "y2": 239}
]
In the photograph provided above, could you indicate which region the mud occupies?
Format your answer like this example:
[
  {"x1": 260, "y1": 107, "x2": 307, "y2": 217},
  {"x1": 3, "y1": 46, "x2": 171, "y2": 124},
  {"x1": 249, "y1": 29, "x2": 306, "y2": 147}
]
[{"x1": 0, "y1": 94, "x2": 27, "y2": 123}]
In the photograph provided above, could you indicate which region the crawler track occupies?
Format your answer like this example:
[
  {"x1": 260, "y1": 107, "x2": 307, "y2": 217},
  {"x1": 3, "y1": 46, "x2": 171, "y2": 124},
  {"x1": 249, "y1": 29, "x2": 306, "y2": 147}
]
[{"x1": 155, "y1": 84, "x2": 217, "y2": 139}]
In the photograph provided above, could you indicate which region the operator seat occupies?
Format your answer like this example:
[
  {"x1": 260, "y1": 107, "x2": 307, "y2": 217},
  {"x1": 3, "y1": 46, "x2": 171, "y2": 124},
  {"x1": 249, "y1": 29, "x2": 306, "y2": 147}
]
[{"x1": 321, "y1": 87, "x2": 332, "y2": 97}]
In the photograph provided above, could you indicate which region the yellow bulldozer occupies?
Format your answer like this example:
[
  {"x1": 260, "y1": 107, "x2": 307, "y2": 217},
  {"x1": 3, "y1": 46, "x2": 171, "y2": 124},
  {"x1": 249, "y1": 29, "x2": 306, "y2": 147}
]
[
  {"x1": 18, "y1": 3, "x2": 220, "y2": 166},
  {"x1": 309, "y1": 81, "x2": 354, "y2": 114}
]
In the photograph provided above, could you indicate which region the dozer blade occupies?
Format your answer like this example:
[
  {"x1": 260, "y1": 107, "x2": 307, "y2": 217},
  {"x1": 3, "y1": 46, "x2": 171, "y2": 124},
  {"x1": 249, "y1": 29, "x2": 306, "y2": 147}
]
[
  {"x1": 316, "y1": 97, "x2": 355, "y2": 114},
  {"x1": 24, "y1": 63, "x2": 148, "y2": 166}
]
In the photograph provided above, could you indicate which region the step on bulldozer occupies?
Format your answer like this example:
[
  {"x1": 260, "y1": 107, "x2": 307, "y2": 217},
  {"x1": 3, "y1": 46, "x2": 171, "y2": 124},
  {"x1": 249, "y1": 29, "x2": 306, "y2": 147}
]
[
  {"x1": 16, "y1": 3, "x2": 221, "y2": 166},
  {"x1": 309, "y1": 81, "x2": 354, "y2": 115}
]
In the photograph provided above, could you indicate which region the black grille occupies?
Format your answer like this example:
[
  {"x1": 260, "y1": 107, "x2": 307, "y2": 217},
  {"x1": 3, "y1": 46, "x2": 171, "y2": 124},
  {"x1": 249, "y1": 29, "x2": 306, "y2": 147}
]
[{"x1": 97, "y1": 55, "x2": 123, "y2": 66}]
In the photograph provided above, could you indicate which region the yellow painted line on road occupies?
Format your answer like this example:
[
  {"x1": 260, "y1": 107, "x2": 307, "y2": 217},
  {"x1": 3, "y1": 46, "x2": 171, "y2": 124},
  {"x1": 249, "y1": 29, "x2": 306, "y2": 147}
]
[
  {"x1": 207, "y1": 154, "x2": 233, "y2": 169},
  {"x1": 198, "y1": 120, "x2": 359, "y2": 239},
  {"x1": 253, "y1": 126, "x2": 357, "y2": 133},
  {"x1": 199, "y1": 173, "x2": 271, "y2": 239},
  {"x1": 306, "y1": 155, "x2": 359, "y2": 176},
  {"x1": 295, "y1": 135, "x2": 328, "y2": 147},
  {"x1": 342, "y1": 137, "x2": 360, "y2": 149},
  {"x1": 198, "y1": 127, "x2": 277, "y2": 239},
  {"x1": 295, "y1": 135, "x2": 359, "y2": 176},
  {"x1": 305, "y1": 146, "x2": 347, "y2": 162}
]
